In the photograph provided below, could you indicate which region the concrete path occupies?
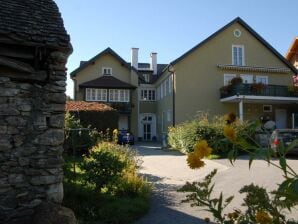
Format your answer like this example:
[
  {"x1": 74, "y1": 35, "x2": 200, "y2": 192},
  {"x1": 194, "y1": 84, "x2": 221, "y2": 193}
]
[{"x1": 133, "y1": 142, "x2": 298, "y2": 224}]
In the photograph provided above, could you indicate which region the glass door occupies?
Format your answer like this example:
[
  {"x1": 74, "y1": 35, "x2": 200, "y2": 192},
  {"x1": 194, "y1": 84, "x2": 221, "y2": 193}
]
[{"x1": 143, "y1": 123, "x2": 151, "y2": 141}]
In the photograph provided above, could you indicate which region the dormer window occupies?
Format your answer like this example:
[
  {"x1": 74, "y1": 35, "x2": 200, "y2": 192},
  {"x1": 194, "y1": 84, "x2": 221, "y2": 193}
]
[
  {"x1": 102, "y1": 67, "x2": 112, "y2": 75},
  {"x1": 143, "y1": 74, "x2": 150, "y2": 83},
  {"x1": 232, "y1": 45, "x2": 245, "y2": 66}
]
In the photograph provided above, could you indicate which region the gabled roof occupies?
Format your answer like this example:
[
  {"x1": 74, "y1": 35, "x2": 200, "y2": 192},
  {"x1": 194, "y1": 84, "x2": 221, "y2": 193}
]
[
  {"x1": 79, "y1": 75, "x2": 136, "y2": 89},
  {"x1": 168, "y1": 17, "x2": 297, "y2": 74},
  {"x1": 0, "y1": 0, "x2": 71, "y2": 51},
  {"x1": 286, "y1": 37, "x2": 298, "y2": 61},
  {"x1": 70, "y1": 47, "x2": 130, "y2": 78}
]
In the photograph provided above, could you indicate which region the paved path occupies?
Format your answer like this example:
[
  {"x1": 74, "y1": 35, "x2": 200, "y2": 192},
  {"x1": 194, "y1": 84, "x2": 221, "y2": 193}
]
[{"x1": 133, "y1": 142, "x2": 298, "y2": 224}]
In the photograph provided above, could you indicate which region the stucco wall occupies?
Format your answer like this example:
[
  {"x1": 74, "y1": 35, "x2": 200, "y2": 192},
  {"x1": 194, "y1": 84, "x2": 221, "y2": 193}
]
[{"x1": 173, "y1": 22, "x2": 295, "y2": 124}]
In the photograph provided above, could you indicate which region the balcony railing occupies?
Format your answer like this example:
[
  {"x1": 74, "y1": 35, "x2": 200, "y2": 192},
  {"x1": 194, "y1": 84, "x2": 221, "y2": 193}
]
[
  {"x1": 108, "y1": 102, "x2": 132, "y2": 113},
  {"x1": 220, "y1": 84, "x2": 297, "y2": 99}
]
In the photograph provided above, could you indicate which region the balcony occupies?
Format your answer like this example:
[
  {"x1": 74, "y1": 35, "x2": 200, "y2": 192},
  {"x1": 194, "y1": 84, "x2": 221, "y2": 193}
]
[
  {"x1": 108, "y1": 102, "x2": 132, "y2": 113},
  {"x1": 220, "y1": 84, "x2": 298, "y2": 101}
]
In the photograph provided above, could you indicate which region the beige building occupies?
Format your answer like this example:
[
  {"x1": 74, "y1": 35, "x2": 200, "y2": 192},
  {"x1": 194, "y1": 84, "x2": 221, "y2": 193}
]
[{"x1": 71, "y1": 17, "x2": 298, "y2": 141}]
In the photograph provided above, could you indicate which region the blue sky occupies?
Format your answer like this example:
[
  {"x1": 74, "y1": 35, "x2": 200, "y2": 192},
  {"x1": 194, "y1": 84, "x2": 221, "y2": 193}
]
[{"x1": 54, "y1": 0, "x2": 298, "y2": 97}]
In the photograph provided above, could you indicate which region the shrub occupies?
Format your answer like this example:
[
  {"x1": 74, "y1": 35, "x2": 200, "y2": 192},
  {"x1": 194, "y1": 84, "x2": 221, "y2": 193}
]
[
  {"x1": 79, "y1": 142, "x2": 148, "y2": 196},
  {"x1": 168, "y1": 113, "x2": 255, "y2": 156},
  {"x1": 230, "y1": 76, "x2": 243, "y2": 85},
  {"x1": 64, "y1": 112, "x2": 102, "y2": 155}
]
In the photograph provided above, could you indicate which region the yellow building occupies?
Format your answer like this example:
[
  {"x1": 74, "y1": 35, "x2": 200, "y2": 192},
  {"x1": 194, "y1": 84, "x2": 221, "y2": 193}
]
[{"x1": 71, "y1": 17, "x2": 298, "y2": 141}]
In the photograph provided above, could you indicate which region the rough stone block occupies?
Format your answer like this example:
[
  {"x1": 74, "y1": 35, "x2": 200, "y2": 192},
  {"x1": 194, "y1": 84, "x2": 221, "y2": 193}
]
[
  {"x1": 48, "y1": 93, "x2": 66, "y2": 104},
  {"x1": 5, "y1": 116, "x2": 27, "y2": 126},
  {"x1": 49, "y1": 114, "x2": 64, "y2": 128},
  {"x1": 0, "y1": 87, "x2": 20, "y2": 97},
  {"x1": 34, "y1": 129, "x2": 64, "y2": 146},
  {"x1": 46, "y1": 182, "x2": 63, "y2": 203},
  {"x1": 30, "y1": 175, "x2": 62, "y2": 185},
  {"x1": 8, "y1": 174, "x2": 25, "y2": 185}
]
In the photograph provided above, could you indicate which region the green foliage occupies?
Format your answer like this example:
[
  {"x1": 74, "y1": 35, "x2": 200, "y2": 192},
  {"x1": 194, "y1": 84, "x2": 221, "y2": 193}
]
[
  {"x1": 64, "y1": 112, "x2": 111, "y2": 155},
  {"x1": 178, "y1": 169, "x2": 234, "y2": 223},
  {"x1": 63, "y1": 143, "x2": 151, "y2": 223},
  {"x1": 168, "y1": 113, "x2": 254, "y2": 156},
  {"x1": 80, "y1": 149, "x2": 126, "y2": 191},
  {"x1": 178, "y1": 118, "x2": 298, "y2": 224}
]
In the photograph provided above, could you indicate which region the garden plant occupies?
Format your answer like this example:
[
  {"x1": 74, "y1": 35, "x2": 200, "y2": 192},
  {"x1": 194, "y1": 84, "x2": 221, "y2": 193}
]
[{"x1": 178, "y1": 113, "x2": 298, "y2": 224}]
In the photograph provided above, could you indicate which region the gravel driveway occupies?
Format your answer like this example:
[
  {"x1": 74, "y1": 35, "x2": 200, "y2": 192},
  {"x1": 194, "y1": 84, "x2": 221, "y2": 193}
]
[{"x1": 133, "y1": 142, "x2": 298, "y2": 224}]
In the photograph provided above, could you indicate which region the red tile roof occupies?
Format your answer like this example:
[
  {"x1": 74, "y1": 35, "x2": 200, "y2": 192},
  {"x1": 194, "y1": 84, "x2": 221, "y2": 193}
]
[{"x1": 65, "y1": 101, "x2": 114, "y2": 112}]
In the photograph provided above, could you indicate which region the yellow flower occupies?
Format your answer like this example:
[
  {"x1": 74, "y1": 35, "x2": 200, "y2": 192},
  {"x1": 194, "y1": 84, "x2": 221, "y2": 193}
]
[
  {"x1": 113, "y1": 129, "x2": 118, "y2": 134},
  {"x1": 187, "y1": 152, "x2": 205, "y2": 169},
  {"x1": 223, "y1": 125, "x2": 237, "y2": 142},
  {"x1": 255, "y1": 211, "x2": 272, "y2": 224},
  {"x1": 194, "y1": 140, "x2": 212, "y2": 159}
]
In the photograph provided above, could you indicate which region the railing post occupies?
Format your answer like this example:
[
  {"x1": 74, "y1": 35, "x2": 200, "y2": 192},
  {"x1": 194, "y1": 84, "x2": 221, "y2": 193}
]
[{"x1": 239, "y1": 99, "x2": 244, "y2": 122}]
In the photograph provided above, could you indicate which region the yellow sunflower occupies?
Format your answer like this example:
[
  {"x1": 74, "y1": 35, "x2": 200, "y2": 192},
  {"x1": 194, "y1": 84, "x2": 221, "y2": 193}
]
[
  {"x1": 187, "y1": 152, "x2": 205, "y2": 169},
  {"x1": 255, "y1": 211, "x2": 272, "y2": 224},
  {"x1": 223, "y1": 125, "x2": 237, "y2": 142},
  {"x1": 194, "y1": 140, "x2": 212, "y2": 159}
]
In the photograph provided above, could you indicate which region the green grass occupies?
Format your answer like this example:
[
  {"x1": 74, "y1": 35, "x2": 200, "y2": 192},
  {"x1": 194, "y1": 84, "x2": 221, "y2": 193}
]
[{"x1": 63, "y1": 154, "x2": 150, "y2": 224}]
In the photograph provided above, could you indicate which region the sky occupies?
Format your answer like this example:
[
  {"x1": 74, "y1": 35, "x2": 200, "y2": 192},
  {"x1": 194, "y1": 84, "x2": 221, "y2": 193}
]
[{"x1": 54, "y1": 0, "x2": 298, "y2": 98}]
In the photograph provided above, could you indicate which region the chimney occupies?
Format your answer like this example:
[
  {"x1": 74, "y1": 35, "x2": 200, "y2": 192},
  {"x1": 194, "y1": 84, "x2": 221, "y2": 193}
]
[
  {"x1": 131, "y1": 47, "x2": 139, "y2": 69},
  {"x1": 150, "y1": 52, "x2": 157, "y2": 75}
]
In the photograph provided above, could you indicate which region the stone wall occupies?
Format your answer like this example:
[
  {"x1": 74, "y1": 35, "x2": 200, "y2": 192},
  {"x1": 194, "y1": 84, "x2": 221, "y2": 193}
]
[{"x1": 0, "y1": 51, "x2": 69, "y2": 224}]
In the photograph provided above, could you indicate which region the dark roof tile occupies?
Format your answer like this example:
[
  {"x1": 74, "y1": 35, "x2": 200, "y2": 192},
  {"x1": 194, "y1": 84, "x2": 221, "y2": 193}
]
[
  {"x1": 0, "y1": 0, "x2": 71, "y2": 50},
  {"x1": 79, "y1": 76, "x2": 136, "y2": 89}
]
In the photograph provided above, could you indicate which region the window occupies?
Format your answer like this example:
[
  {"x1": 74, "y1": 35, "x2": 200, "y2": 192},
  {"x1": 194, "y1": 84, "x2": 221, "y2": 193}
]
[
  {"x1": 160, "y1": 84, "x2": 164, "y2": 99},
  {"x1": 224, "y1": 74, "x2": 236, "y2": 86},
  {"x1": 232, "y1": 45, "x2": 245, "y2": 66},
  {"x1": 240, "y1": 74, "x2": 253, "y2": 84},
  {"x1": 165, "y1": 78, "x2": 170, "y2": 95},
  {"x1": 140, "y1": 89, "x2": 156, "y2": 101},
  {"x1": 256, "y1": 76, "x2": 268, "y2": 84},
  {"x1": 167, "y1": 110, "x2": 172, "y2": 122},
  {"x1": 102, "y1": 67, "x2": 112, "y2": 75},
  {"x1": 86, "y1": 88, "x2": 107, "y2": 101},
  {"x1": 109, "y1": 89, "x2": 129, "y2": 102},
  {"x1": 169, "y1": 75, "x2": 173, "y2": 94},
  {"x1": 263, "y1": 105, "x2": 272, "y2": 112},
  {"x1": 143, "y1": 74, "x2": 150, "y2": 83}
]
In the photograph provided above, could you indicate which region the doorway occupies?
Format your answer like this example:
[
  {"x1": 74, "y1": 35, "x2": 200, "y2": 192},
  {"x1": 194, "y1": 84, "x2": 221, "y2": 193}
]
[
  {"x1": 139, "y1": 113, "x2": 156, "y2": 141},
  {"x1": 275, "y1": 109, "x2": 287, "y2": 129}
]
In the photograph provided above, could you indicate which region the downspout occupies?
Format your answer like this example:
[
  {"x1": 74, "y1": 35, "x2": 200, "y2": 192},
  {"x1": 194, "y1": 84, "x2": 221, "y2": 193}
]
[{"x1": 168, "y1": 64, "x2": 175, "y2": 127}]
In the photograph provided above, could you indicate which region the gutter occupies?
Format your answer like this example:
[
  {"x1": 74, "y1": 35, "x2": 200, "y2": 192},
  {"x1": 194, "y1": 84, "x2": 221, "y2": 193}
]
[{"x1": 168, "y1": 64, "x2": 175, "y2": 127}]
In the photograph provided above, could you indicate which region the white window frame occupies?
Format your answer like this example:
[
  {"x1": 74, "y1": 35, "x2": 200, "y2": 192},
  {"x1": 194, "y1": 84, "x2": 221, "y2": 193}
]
[
  {"x1": 109, "y1": 89, "x2": 129, "y2": 102},
  {"x1": 240, "y1": 74, "x2": 253, "y2": 84},
  {"x1": 263, "y1": 105, "x2": 272, "y2": 112},
  {"x1": 224, "y1": 74, "x2": 236, "y2": 86},
  {"x1": 256, "y1": 75, "x2": 268, "y2": 84},
  {"x1": 102, "y1": 67, "x2": 112, "y2": 75},
  {"x1": 140, "y1": 88, "x2": 156, "y2": 101},
  {"x1": 86, "y1": 88, "x2": 107, "y2": 102},
  {"x1": 232, "y1": 45, "x2": 245, "y2": 66},
  {"x1": 143, "y1": 74, "x2": 150, "y2": 83}
]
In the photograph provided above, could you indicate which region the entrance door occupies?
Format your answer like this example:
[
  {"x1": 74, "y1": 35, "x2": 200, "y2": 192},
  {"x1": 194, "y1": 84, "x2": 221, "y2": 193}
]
[
  {"x1": 275, "y1": 109, "x2": 287, "y2": 129},
  {"x1": 139, "y1": 113, "x2": 156, "y2": 141},
  {"x1": 143, "y1": 123, "x2": 151, "y2": 140}
]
